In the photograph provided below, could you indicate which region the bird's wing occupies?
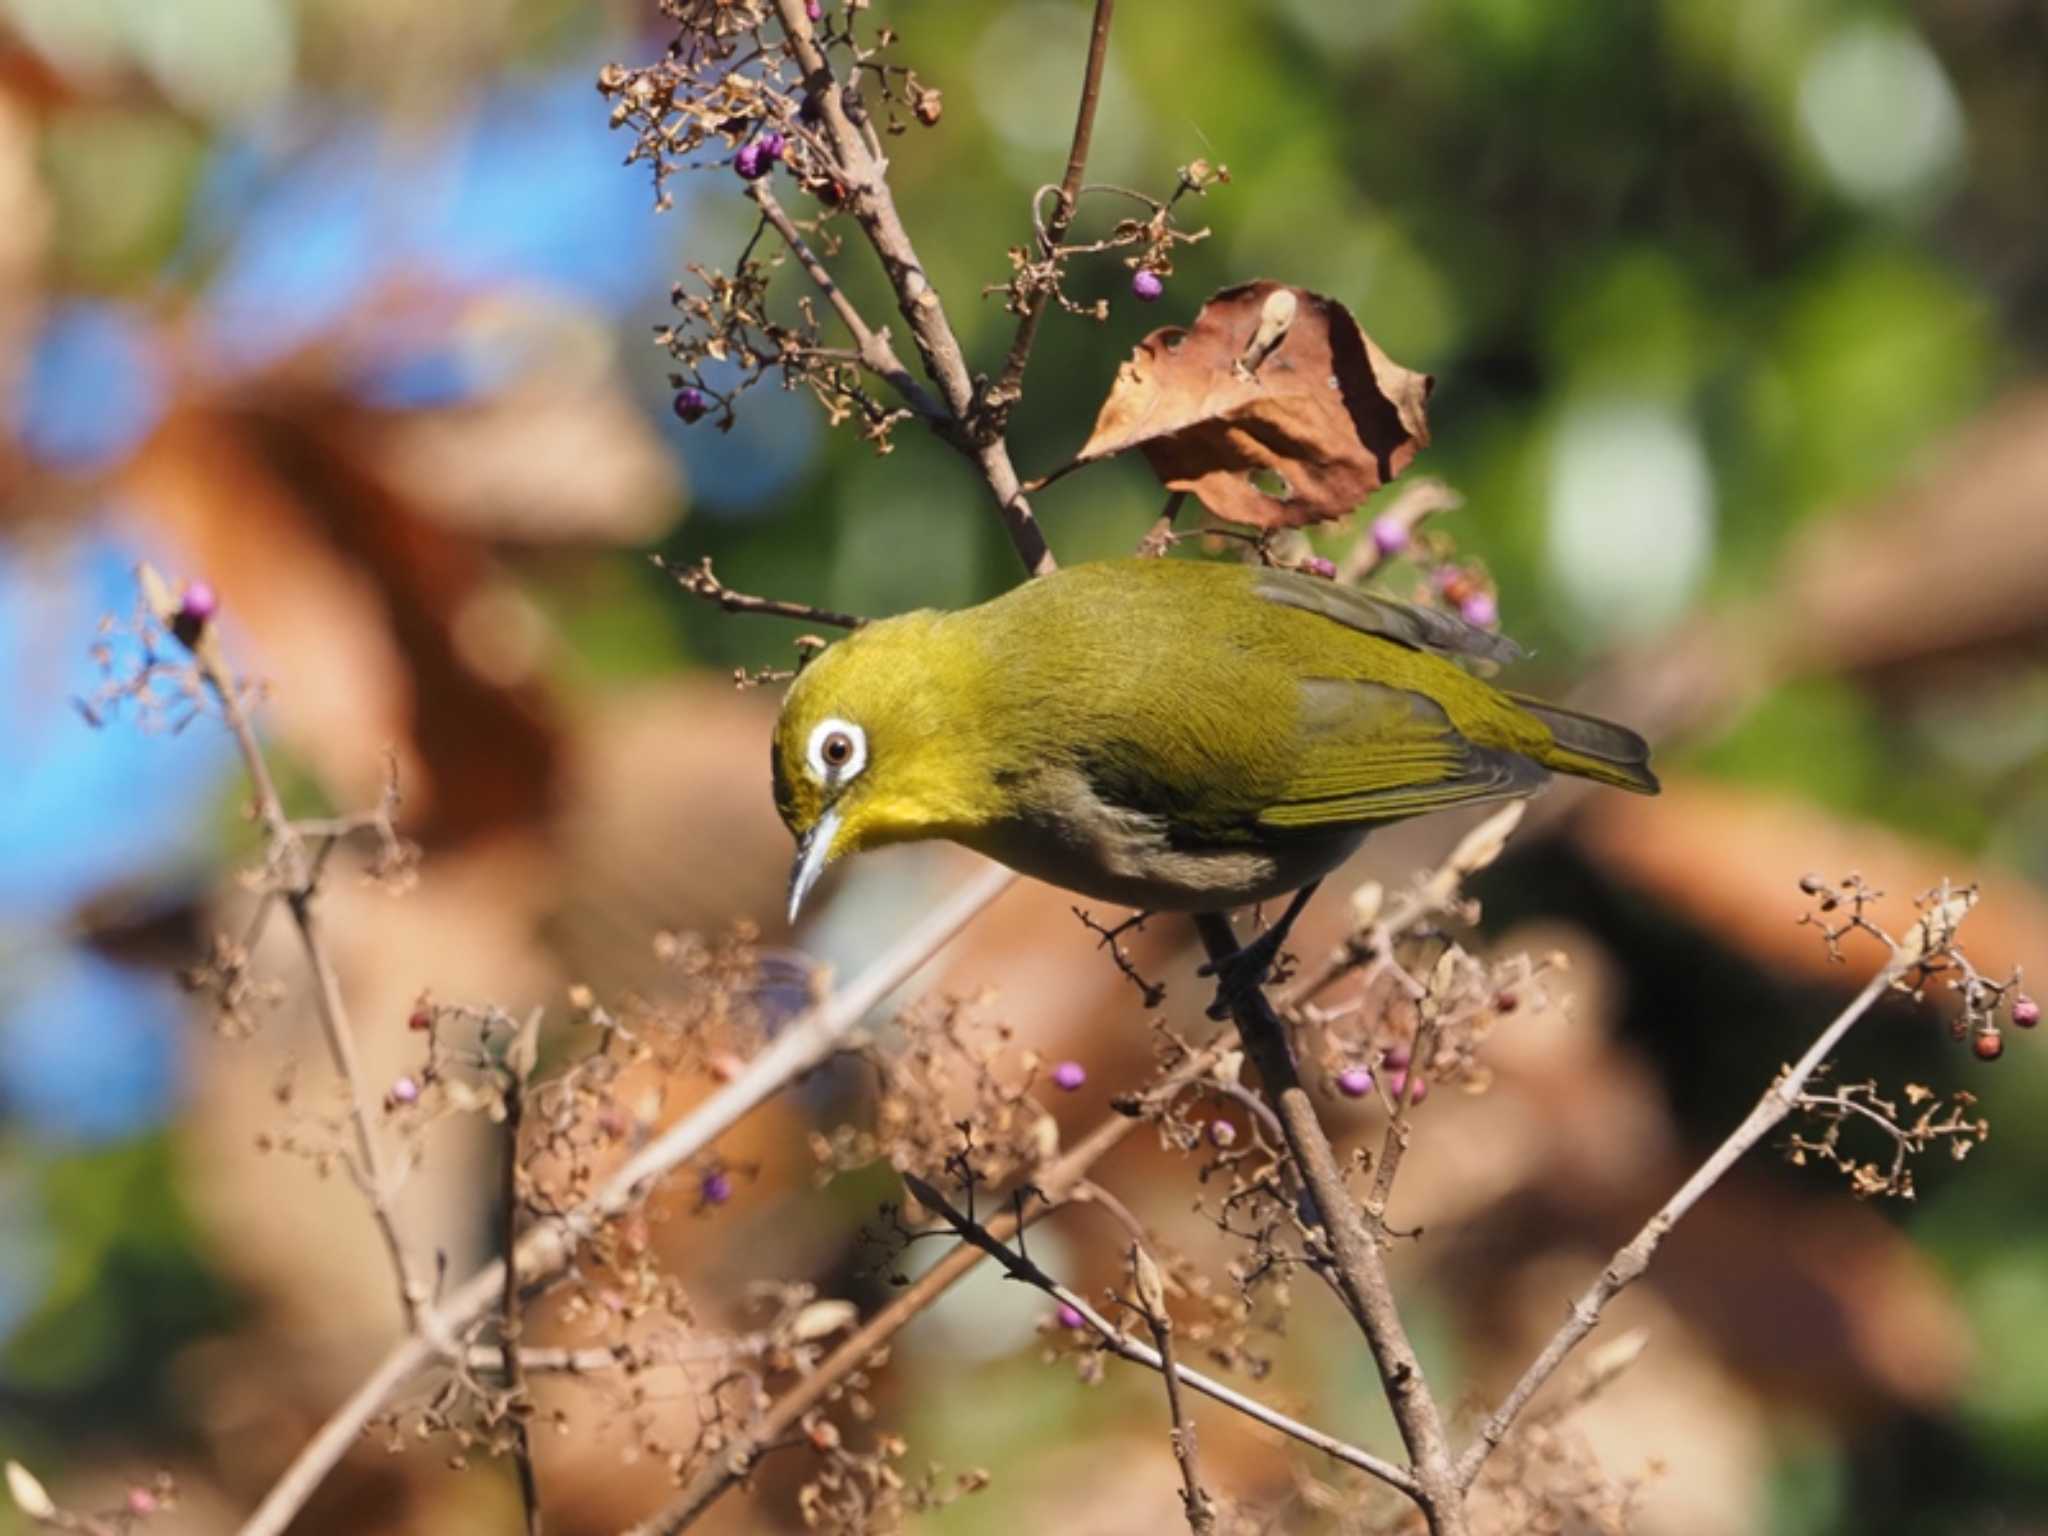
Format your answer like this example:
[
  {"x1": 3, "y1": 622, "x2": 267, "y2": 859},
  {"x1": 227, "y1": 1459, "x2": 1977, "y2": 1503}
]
[
  {"x1": 1250, "y1": 566, "x2": 1523, "y2": 666},
  {"x1": 1255, "y1": 679, "x2": 1548, "y2": 830}
]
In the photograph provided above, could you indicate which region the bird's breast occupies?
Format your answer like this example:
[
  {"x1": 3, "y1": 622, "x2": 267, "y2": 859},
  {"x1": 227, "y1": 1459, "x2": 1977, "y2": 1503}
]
[{"x1": 961, "y1": 764, "x2": 1365, "y2": 912}]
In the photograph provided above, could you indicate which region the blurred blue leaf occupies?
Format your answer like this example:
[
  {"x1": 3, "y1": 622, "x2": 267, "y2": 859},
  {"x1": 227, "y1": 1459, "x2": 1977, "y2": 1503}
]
[
  {"x1": 12, "y1": 305, "x2": 166, "y2": 472},
  {"x1": 0, "y1": 947, "x2": 183, "y2": 1144}
]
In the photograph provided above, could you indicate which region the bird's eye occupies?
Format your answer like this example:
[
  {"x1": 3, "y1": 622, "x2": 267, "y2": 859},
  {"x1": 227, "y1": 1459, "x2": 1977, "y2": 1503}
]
[{"x1": 805, "y1": 717, "x2": 867, "y2": 783}]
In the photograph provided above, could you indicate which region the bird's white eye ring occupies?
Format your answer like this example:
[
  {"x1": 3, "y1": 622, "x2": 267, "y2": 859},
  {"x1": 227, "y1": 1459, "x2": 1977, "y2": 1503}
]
[{"x1": 806, "y1": 718, "x2": 866, "y2": 784}]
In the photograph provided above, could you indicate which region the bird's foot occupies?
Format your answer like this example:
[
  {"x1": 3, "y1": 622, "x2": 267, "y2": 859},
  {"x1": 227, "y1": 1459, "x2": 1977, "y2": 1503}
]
[{"x1": 1198, "y1": 925, "x2": 1289, "y2": 1021}]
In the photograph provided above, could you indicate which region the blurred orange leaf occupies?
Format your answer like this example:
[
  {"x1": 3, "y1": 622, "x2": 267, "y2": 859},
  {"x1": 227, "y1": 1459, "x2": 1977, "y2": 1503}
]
[{"x1": 1076, "y1": 281, "x2": 1432, "y2": 528}]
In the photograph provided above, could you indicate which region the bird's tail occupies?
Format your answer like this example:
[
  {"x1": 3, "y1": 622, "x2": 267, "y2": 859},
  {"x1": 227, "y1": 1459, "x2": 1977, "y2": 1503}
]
[{"x1": 1514, "y1": 696, "x2": 1661, "y2": 795}]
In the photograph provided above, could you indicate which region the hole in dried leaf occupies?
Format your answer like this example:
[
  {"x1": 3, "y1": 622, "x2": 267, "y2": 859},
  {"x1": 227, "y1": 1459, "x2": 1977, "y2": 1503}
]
[{"x1": 1249, "y1": 468, "x2": 1292, "y2": 500}]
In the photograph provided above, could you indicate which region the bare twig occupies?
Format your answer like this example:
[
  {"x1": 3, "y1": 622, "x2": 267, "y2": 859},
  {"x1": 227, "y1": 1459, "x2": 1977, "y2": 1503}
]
[
  {"x1": 771, "y1": 0, "x2": 1053, "y2": 575},
  {"x1": 897, "y1": 1175, "x2": 1417, "y2": 1499},
  {"x1": 654, "y1": 554, "x2": 866, "y2": 630},
  {"x1": 748, "y1": 181, "x2": 949, "y2": 427},
  {"x1": 987, "y1": 0, "x2": 1117, "y2": 415},
  {"x1": 498, "y1": 1056, "x2": 543, "y2": 1536},
  {"x1": 1452, "y1": 947, "x2": 1914, "y2": 1486},
  {"x1": 144, "y1": 569, "x2": 424, "y2": 1333},
  {"x1": 234, "y1": 864, "x2": 1017, "y2": 1536},
  {"x1": 1131, "y1": 1241, "x2": 1218, "y2": 1535},
  {"x1": 1195, "y1": 913, "x2": 1468, "y2": 1535}
]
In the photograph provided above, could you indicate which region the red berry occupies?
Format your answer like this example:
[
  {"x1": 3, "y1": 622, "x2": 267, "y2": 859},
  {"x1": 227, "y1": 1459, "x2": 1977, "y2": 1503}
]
[
  {"x1": 1974, "y1": 1029, "x2": 2004, "y2": 1062},
  {"x1": 407, "y1": 1008, "x2": 431, "y2": 1032}
]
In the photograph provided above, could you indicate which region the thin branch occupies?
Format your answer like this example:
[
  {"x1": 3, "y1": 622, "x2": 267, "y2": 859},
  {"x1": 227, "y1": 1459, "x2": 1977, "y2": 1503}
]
[
  {"x1": 153, "y1": 575, "x2": 424, "y2": 1334},
  {"x1": 498, "y1": 1064, "x2": 543, "y2": 1536},
  {"x1": 234, "y1": 864, "x2": 1017, "y2": 1536},
  {"x1": 1452, "y1": 951, "x2": 1910, "y2": 1487},
  {"x1": 988, "y1": 0, "x2": 1117, "y2": 412},
  {"x1": 653, "y1": 554, "x2": 867, "y2": 630},
  {"x1": 898, "y1": 1175, "x2": 1417, "y2": 1500},
  {"x1": 1365, "y1": 1012, "x2": 1439, "y2": 1222},
  {"x1": 1194, "y1": 913, "x2": 1467, "y2": 1535},
  {"x1": 748, "y1": 181, "x2": 949, "y2": 427},
  {"x1": 770, "y1": 0, "x2": 1054, "y2": 575},
  {"x1": 1131, "y1": 1241, "x2": 1218, "y2": 1535}
]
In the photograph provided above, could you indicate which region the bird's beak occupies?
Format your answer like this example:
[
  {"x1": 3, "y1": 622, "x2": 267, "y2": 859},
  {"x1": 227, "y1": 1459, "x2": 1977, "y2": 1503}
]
[{"x1": 787, "y1": 806, "x2": 842, "y2": 925}]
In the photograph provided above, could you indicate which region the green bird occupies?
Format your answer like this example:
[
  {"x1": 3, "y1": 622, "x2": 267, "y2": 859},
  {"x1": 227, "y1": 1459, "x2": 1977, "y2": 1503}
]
[{"x1": 772, "y1": 557, "x2": 1656, "y2": 1005}]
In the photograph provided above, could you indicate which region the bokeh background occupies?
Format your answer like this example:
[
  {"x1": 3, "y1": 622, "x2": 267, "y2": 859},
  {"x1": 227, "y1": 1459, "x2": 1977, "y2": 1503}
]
[{"x1": 3, "y1": 0, "x2": 2046, "y2": 1531}]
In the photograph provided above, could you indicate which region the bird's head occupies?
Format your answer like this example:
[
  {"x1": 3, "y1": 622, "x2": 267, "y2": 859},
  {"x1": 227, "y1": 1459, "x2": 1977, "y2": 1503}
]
[{"x1": 771, "y1": 610, "x2": 997, "y2": 922}]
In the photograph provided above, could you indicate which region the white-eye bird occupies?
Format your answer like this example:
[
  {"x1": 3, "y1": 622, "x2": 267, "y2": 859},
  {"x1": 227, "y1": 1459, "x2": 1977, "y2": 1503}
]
[{"x1": 772, "y1": 557, "x2": 1656, "y2": 1005}]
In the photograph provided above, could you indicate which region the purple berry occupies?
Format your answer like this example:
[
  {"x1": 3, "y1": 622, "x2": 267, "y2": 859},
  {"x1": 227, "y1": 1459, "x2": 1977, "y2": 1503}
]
[
  {"x1": 388, "y1": 1075, "x2": 419, "y2": 1106},
  {"x1": 1460, "y1": 591, "x2": 1499, "y2": 628},
  {"x1": 1381, "y1": 1045, "x2": 1411, "y2": 1072},
  {"x1": 1301, "y1": 556, "x2": 1337, "y2": 580},
  {"x1": 759, "y1": 131, "x2": 787, "y2": 162},
  {"x1": 673, "y1": 386, "x2": 709, "y2": 423},
  {"x1": 1208, "y1": 1119, "x2": 1237, "y2": 1148},
  {"x1": 1370, "y1": 515, "x2": 1408, "y2": 557},
  {"x1": 702, "y1": 1169, "x2": 733, "y2": 1205},
  {"x1": 735, "y1": 142, "x2": 769, "y2": 180},
  {"x1": 806, "y1": 0, "x2": 822, "y2": 17},
  {"x1": 1056, "y1": 1303, "x2": 1085, "y2": 1330},
  {"x1": 1132, "y1": 269, "x2": 1165, "y2": 303},
  {"x1": 1336, "y1": 1067, "x2": 1374, "y2": 1098},
  {"x1": 2013, "y1": 994, "x2": 2040, "y2": 1029},
  {"x1": 1052, "y1": 1060, "x2": 1087, "y2": 1092},
  {"x1": 180, "y1": 581, "x2": 218, "y2": 623}
]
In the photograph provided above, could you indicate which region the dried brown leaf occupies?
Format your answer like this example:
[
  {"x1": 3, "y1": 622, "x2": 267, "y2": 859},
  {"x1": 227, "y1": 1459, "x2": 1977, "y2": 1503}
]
[{"x1": 1076, "y1": 281, "x2": 1432, "y2": 528}]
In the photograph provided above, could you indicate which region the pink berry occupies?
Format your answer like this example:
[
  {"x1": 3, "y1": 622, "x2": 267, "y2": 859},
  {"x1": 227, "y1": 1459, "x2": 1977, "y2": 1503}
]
[
  {"x1": 388, "y1": 1075, "x2": 419, "y2": 1106},
  {"x1": 807, "y1": 0, "x2": 822, "y2": 17},
  {"x1": 180, "y1": 581, "x2": 218, "y2": 623},
  {"x1": 1336, "y1": 1067, "x2": 1374, "y2": 1098},
  {"x1": 2013, "y1": 994, "x2": 2040, "y2": 1029},
  {"x1": 1301, "y1": 556, "x2": 1337, "y2": 580},
  {"x1": 1370, "y1": 515, "x2": 1408, "y2": 556},
  {"x1": 1056, "y1": 1303, "x2": 1085, "y2": 1329},
  {"x1": 702, "y1": 1169, "x2": 733, "y2": 1205},
  {"x1": 1460, "y1": 591, "x2": 1499, "y2": 628},
  {"x1": 1132, "y1": 269, "x2": 1165, "y2": 302},
  {"x1": 1052, "y1": 1060, "x2": 1087, "y2": 1091},
  {"x1": 1208, "y1": 1119, "x2": 1237, "y2": 1148},
  {"x1": 1381, "y1": 1045, "x2": 1411, "y2": 1072},
  {"x1": 127, "y1": 1488, "x2": 159, "y2": 1516},
  {"x1": 1387, "y1": 1071, "x2": 1429, "y2": 1105}
]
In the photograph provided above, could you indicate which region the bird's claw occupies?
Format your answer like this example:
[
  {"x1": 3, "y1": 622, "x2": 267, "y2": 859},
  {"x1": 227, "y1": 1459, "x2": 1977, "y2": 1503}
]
[{"x1": 1199, "y1": 930, "x2": 1286, "y2": 1020}]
